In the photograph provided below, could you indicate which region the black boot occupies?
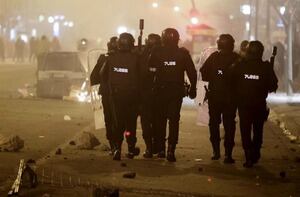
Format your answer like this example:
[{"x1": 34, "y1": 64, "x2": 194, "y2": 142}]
[
  {"x1": 211, "y1": 143, "x2": 220, "y2": 160},
  {"x1": 224, "y1": 147, "x2": 235, "y2": 164},
  {"x1": 152, "y1": 140, "x2": 158, "y2": 155},
  {"x1": 109, "y1": 141, "x2": 115, "y2": 156},
  {"x1": 157, "y1": 143, "x2": 166, "y2": 158},
  {"x1": 243, "y1": 150, "x2": 253, "y2": 168},
  {"x1": 167, "y1": 144, "x2": 176, "y2": 162},
  {"x1": 126, "y1": 144, "x2": 140, "y2": 159},
  {"x1": 251, "y1": 148, "x2": 261, "y2": 164},
  {"x1": 113, "y1": 142, "x2": 122, "y2": 161},
  {"x1": 143, "y1": 140, "x2": 153, "y2": 158}
]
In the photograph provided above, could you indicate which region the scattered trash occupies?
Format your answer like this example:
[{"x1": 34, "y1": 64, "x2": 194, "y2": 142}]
[
  {"x1": 207, "y1": 177, "x2": 212, "y2": 183},
  {"x1": 69, "y1": 141, "x2": 76, "y2": 146},
  {"x1": 195, "y1": 158, "x2": 203, "y2": 162},
  {"x1": 92, "y1": 187, "x2": 119, "y2": 197},
  {"x1": 64, "y1": 115, "x2": 72, "y2": 121},
  {"x1": 55, "y1": 148, "x2": 62, "y2": 155},
  {"x1": 123, "y1": 172, "x2": 136, "y2": 179},
  {"x1": 17, "y1": 88, "x2": 30, "y2": 98},
  {"x1": 198, "y1": 167, "x2": 203, "y2": 172},
  {"x1": 279, "y1": 171, "x2": 286, "y2": 178},
  {"x1": 75, "y1": 132, "x2": 100, "y2": 150},
  {"x1": 120, "y1": 163, "x2": 127, "y2": 167},
  {"x1": 0, "y1": 135, "x2": 24, "y2": 152},
  {"x1": 38, "y1": 136, "x2": 45, "y2": 138}
]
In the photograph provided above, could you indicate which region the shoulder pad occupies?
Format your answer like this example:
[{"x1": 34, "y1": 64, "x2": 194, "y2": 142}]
[{"x1": 179, "y1": 47, "x2": 190, "y2": 54}]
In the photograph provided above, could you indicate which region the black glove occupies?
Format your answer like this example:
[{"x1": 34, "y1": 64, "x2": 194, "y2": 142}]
[{"x1": 188, "y1": 86, "x2": 197, "y2": 99}]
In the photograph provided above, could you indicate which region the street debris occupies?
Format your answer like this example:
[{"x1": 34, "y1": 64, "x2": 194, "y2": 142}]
[
  {"x1": 55, "y1": 148, "x2": 62, "y2": 155},
  {"x1": 39, "y1": 135, "x2": 45, "y2": 138},
  {"x1": 123, "y1": 172, "x2": 136, "y2": 179},
  {"x1": 0, "y1": 135, "x2": 24, "y2": 152},
  {"x1": 17, "y1": 83, "x2": 36, "y2": 98},
  {"x1": 69, "y1": 140, "x2": 76, "y2": 146},
  {"x1": 207, "y1": 177, "x2": 212, "y2": 183},
  {"x1": 92, "y1": 187, "x2": 119, "y2": 197},
  {"x1": 8, "y1": 159, "x2": 38, "y2": 196},
  {"x1": 279, "y1": 171, "x2": 286, "y2": 178},
  {"x1": 121, "y1": 162, "x2": 127, "y2": 167},
  {"x1": 64, "y1": 115, "x2": 72, "y2": 121},
  {"x1": 75, "y1": 132, "x2": 100, "y2": 150},
  {"x1": 195, "y1": 158, "x2": 203, "y2": 162}
]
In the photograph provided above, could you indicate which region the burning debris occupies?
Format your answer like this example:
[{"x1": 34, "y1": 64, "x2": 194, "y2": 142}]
[{"x1": 0, "y1": 135, "x2": 24, "y2": 152}]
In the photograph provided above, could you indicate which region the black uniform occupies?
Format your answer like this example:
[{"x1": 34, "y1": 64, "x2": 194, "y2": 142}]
[
  {"x1": 232, "y1": 41, "x2": 278, "y2": 167},
  {"x1": 200, "y1": 49, "x2": 240, "y2": 162},
  {"x1": 90, "y1": 37, "x2": 118, "y2": 153},
  {"x1": 149, "y1": 44, "x2": 197, "y2": 161},
  {"x1": 140, "y1": 47, "x2": 156, "y2": 150}
]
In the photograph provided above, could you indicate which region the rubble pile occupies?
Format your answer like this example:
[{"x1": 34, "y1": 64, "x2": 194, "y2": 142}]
[
  {"x1": 75, "y1": 132, "x2": 100, "y2": 150},
  {"x1": 0, "y1": 135, "x2": 24, "y2": 152}
]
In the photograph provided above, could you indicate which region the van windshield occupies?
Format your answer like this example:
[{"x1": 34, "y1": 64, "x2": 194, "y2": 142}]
[{"x1": 43, "y1": 53, "x2": 84, "y2": 72}]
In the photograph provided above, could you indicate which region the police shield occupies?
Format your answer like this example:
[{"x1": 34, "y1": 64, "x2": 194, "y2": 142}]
[{"x1": 87, "y1": 49, "x2": 107, "y2": 130}]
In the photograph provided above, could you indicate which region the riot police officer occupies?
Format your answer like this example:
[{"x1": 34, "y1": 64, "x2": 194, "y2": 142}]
[
  {"x1": 90, "y1": 36, "x2": 118, "y2": 154},
  {"x1": 149, "y1": 28, "x2": 197, "y2": 162},
  {"x1": 140, "y1": 34, "x2": 161, "y2": 158},
  {"x1": 106, "y1": 33, "x2": 140, "y2": 161},
  {"x1": 200, "y1": 34, "x2": 239, "y2": 163},
  {"x1": 232, "y1": 41, "x2": 278, "y2": 168}
]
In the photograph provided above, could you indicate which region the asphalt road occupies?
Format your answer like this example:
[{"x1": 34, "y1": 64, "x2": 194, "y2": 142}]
[{"x1": 0, "y1": 62, "x2": 299, "y2": 197}]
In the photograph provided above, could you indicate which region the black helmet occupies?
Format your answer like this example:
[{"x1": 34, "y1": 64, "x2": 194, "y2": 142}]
[
  {"x1": 107, "y1": 36, "x2": 118, "y2": 52},
  {"x1": 161, "y1": 28, "x2": 180, "y2": 46},
  {"x1": 217, "y1": 34, "x2": 235, "y2": 52},
  {"x1": 118, "y1": 33, "x2": 135, "y2": 51},
  {"x1": 246, "y1": 41, "x2": 264, "y2": 60},
  {"x1": 145, "y1": 33, "x2": 161, "y2": 48}
]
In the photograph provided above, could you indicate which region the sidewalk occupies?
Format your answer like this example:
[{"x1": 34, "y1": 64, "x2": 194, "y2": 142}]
[
  {"x1": 271, "y1": 103, "x2": 300, "y2": 139},
  {"x1": 7, "y1": 106, "x2": 299, "y2": 197}
]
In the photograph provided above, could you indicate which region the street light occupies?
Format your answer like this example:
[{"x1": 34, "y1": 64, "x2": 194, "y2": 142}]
[
  {"x1": 190, "y1": 17, "x2": 199, "y2": 25},
  {"x1": 240, "y1": 4, "x2": 251, "y2": 15},
  {"x1": 117, "y1": 26, "x2": 127, "y2": 34},
  {"x1": 48, "y1": 16, "x2": 54, "y2": 23},
  {"x1": 38, "y1": 15, "x2": 45, "y2": 22},
  {"x1": 174, "y1": 6, "x2": 180, "y2": 12},
  {"x1": 152, "y1": 2, "x2": 159, "y2": 8},
  {"x1": 280, "y1": 6, "x2": 286, "y2": 15}
]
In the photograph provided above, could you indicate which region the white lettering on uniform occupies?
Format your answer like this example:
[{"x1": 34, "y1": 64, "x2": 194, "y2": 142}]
[
  {"x1": 244, "y1": 74, "x2": 260, "y2": 80},
  {"x1": 113, "y1": 67, "x2": 128, "y2": 73},
  {"x1": 149, "y1": 67, "x2": 157, "y2": 72},
  {"x1": 164, "y1": 61, "x2": 176, "y2": 66},
  {"x1": 217, "y1": 70, "x2": 223, "y2": 75}
]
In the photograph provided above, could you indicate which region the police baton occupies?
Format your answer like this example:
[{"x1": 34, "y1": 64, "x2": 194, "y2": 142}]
[
  {"x1": 270, "y1": 46, "x2": 277, "y2": 68},
  {"x1": 138, "y1": 19, "x2": 144, "y2": 52}
]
